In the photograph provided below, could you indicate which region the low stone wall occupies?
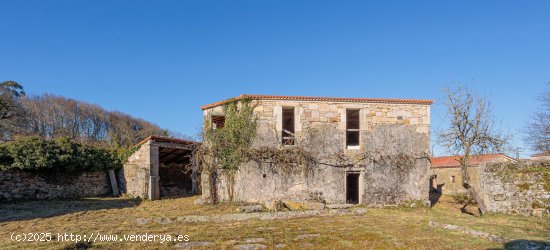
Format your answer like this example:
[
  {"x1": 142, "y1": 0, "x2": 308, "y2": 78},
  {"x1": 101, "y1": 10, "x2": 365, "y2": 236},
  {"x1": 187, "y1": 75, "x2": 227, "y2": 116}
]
[
  {"x1": 0, "y1": 169, "x2": 112, "y2": 200},
  {"x1": 480, "y1": 161, "x2": 550, "y2": 216}
]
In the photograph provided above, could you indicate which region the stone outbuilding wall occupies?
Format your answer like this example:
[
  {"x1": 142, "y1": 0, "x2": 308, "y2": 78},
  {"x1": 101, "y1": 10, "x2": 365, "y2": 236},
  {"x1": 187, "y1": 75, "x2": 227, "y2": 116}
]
[
  {"x1": 121, "y1": 136, "x2": 198, "y2": 200},
  {"x1": 430, "y1": 154, "x2": 516, "y2": 196},
  {"x1": 430, "y1": 166, "x2": 481, "y2": 194},
  {"x1": 480, "y1": 160, "x2": 550, "y2": 216},
  {"x1": 122, "y1": 141, "x2": 155, "y2": 199},
  {"x1": 201, "y1": 96, "x2": 432, "y2": 205},
  {"x1": 0, "y1": 169, "x2": 111, "y2": 200}
]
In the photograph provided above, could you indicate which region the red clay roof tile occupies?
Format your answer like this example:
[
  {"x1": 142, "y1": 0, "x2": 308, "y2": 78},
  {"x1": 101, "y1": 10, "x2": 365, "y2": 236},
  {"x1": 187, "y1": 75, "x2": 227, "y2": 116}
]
[
  {"x1": 137, "y1": 135, "x2": 197, "y2": 147},
  {"x1": 201, "y1": 94, "x2": 434, "y2": 110},
  {"x1": 430, "y1": 154, "x2": 515, "y2": 168}
]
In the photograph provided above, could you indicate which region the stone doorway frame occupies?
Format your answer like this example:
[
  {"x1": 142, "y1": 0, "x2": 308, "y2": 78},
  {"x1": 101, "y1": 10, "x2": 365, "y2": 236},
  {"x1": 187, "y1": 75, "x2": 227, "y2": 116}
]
[{"x1": 345, "y1": 171, "x2": 363, "y2": 204}]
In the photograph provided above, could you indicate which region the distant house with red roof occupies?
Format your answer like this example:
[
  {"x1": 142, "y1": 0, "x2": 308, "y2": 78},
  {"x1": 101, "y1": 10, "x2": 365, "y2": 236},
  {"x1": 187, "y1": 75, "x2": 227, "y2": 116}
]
[
  {"x1": 429, "y1": 154, "x2": 516, "y2": 195},
  {"x1": 530, "y1": 151, "x2": 550, "y2": 161}
]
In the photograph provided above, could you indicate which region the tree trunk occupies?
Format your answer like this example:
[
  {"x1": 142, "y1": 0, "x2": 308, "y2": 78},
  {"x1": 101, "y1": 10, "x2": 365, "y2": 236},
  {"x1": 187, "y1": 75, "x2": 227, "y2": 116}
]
[
  {"x1": 227, "y1": 172, "x2": 235, "y2": 203},
  {"x1": 460, "y1": 155, "x2": 487, "y2": 215},
  {"x1": 466, "y1": 185, "x2": 487, "y2": 215},
  {"x1": 210, "y1": 171, "x2": 218, "y2": 204}
]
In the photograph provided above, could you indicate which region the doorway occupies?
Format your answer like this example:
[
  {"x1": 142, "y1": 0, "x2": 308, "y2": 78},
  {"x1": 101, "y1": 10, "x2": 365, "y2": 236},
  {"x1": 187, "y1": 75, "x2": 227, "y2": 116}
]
[
  {"x1": 158, "y1": 146, "x2": 194, "y2": 198},
  {"x1": 346, "y1": 172, "x2": 360, "y2": 204}
]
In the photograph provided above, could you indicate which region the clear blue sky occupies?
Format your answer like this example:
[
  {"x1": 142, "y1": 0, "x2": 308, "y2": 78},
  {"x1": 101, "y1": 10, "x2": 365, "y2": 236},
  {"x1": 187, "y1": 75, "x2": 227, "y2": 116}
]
[{"x1": 1, "y1": 1, "x2": 548, "y2": 157}]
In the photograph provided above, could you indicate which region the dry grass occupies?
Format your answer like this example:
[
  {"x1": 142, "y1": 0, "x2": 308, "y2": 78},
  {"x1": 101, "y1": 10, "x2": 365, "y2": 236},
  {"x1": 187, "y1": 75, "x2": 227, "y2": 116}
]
[{"x1": 0, "y1": 195, "x2": 548, "y2": 249}]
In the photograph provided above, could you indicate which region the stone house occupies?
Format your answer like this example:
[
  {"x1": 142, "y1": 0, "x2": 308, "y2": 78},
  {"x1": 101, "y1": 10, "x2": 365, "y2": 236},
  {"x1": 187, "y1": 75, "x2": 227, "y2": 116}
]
[
  {"x1": 430, "y1": 154, "x2": 516, "y2": 195},
  {"x1": 200, "y1": 94, "x2": 433, "y2": 205}
]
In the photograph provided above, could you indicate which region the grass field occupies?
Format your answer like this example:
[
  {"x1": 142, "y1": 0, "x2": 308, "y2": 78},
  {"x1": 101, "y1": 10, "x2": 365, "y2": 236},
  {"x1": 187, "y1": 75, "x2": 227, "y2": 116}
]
[{"x1": 0, "y1": 195, "x2": 548, "y2": 249}]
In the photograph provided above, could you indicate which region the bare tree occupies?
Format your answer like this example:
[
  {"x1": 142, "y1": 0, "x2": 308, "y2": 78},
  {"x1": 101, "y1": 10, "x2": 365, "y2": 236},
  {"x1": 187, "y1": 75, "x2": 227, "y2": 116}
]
[
  {"x1": 438, "y1": 84, "x2": 509, "y2": 214},
  {"x1": 524, "y1": 84, "x2": 550, "y2": 154},
  {"x1": 19, "y1": 93, "x2": 167, "y2": 146}
]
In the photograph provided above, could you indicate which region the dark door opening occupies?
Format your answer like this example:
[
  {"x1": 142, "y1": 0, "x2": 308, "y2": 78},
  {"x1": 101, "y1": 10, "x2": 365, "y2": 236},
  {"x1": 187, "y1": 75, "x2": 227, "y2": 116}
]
[
  {"x1": 158, "y1": 146, "x2": 194, "y2": 198},
  {"x1": 346, "y1": 172, "x2": 360, "y2": 204}
]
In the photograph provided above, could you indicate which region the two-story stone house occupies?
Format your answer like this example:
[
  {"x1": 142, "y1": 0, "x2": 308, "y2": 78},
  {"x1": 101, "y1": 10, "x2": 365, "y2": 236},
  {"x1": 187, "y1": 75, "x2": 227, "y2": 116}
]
[{"x1": 201, "y1": 94, "x2": 433, "y2": 205}]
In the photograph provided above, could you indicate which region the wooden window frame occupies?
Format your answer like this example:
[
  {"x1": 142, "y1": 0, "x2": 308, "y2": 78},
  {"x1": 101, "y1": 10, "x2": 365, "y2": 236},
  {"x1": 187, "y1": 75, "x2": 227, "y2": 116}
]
[
  {"x1": 282, "y1": 107, "x2": 295, "y2": 145},
  {"x1": 211, "y1": 115, "x2": 225, "y2": 129},
  {"x1": 346, "y1": 109, "x2": 360, "y2": 149}
]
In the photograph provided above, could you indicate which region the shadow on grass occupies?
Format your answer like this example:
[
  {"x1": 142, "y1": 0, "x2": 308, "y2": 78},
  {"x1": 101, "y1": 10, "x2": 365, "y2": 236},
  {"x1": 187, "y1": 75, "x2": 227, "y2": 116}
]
[
  {"x1": 429, "y1": 184, "x2": 444, "y2": 207},
  {"x1": 0, "y1": 197, "x2": 141, "y2": 223},
  {"x1": 62, "y1": 241, "x2": 93, "y2": 250},
  {"x1": 500, "y1": 239, "x2": 550, "y2": 250}
]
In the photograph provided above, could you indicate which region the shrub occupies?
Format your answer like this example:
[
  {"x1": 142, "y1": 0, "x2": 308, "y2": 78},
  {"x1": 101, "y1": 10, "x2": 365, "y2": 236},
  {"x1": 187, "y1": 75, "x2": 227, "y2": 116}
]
[
  {"x1": 0, "y1": 137, "x2": 129, "y2": 172},
  {"x1": 451, "y1": 193, "x2": 477, "y2": 206}
]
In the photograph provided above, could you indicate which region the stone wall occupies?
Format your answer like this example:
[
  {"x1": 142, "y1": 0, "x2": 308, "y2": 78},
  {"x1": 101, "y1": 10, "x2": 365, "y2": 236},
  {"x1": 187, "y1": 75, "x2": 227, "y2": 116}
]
[
  {"x1": 0, "y1": 169, "x2": 111, "y2": 200},
  {"x1": 122, "y1": 142, "x2": 154, "y2": 198},
  {"x1": 480, "y1": 161, "x2": 550, "y2": 216},
  {"x1": 202, "y1": 99, "x2": 431, "y2": 205}
]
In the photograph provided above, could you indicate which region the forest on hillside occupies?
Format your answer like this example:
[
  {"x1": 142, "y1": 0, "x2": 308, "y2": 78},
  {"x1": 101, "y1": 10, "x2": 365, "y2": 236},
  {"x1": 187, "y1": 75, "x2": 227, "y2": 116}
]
[{"x1": 0, "y1": 80, "x2": 175, "y2": 147}]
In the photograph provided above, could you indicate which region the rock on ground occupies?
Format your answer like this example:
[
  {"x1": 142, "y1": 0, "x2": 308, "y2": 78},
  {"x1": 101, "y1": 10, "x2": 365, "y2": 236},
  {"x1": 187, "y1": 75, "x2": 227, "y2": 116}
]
[
  {"x1": 283, "y1": 200, "x2": 325, "y2": 210},
  {"x1": 243, "y1": 238, "x2": 265, "y2": 243},
  {"x1": 428, "y1": 221, "x2": 507, "y2": 243},
  {"x1": 326, "y1": 204, "x2": 354, "y2": 209},
  {"x1": 504, "y1": 240, "x2": 550, "y2": 250},
  {"x1": 233, "y1": 244, "x2": 267, "y2": 250},
  {"x1": 294, "y1": 234, "x2": 320, "y2": 240},
  {"x1": 135, "y1": 208, "x2": 368, "y2": 225},
  {"x1": 237, "y1": 205, "x2": 263, "y2": 213},
  {"x1": 175, "y1": 241, "x2": 213, "y2": 249}
]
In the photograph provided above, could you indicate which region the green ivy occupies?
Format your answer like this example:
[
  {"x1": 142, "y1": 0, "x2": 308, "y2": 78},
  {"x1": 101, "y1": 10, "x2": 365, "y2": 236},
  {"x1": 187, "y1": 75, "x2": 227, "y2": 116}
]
[
  {"x1": 0, "y1": 137, "x2": 129, "y2": 172},
  {"x1": 202, "y1": 98, "x2": 257, "y2": 174}
]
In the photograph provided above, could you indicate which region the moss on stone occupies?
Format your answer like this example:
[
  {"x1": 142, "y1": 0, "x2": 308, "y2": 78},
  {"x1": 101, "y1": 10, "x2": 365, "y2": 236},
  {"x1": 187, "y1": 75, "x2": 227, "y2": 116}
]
[{"x1": 516, "y1": 183, "x2": 531, "y2": 192}]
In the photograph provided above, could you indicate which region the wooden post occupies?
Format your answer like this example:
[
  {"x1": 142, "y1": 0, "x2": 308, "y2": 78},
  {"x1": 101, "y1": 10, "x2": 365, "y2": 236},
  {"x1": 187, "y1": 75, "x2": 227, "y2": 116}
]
[
  {"x1": 108, "y1": 169, "x2": 120, "y2": 196},
  {"x1": 148, "y1": 144, "x2": 160, "y2": 200},
  {"x1": 149, "y1": 176, "x2": 160, "y2": 200}
]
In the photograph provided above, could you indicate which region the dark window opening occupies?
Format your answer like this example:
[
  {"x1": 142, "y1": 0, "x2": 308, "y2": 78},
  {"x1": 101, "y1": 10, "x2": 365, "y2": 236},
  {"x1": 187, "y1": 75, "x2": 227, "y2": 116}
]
[
  {"x1": 346, "y1": 172, "x2": 360, "y2": 204},
  {"x1": 282, "y1": 107, "x2": 295, "y2": 145},
  {"x1": 346, "y1": 109, "x2": 360, "y2": 148},
  {"x1": 212, "y1": 115, "x2": 225, "y2": 129},
  {"x1": 451, "y1": 175, "x2": 456, "y2": 184}
]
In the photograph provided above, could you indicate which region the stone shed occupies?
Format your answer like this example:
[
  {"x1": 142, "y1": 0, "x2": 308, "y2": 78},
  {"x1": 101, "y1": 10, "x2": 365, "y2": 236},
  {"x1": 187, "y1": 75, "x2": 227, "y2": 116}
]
[
  {"x1": 200, "y1": 94, "x2": 433, "y2": 206},
  {"x1": 430, "y1": 154, "x2": 516, "y2": 195},
  {"x1": 121, "y1": 136, "x2": 198, "y2": 200}
]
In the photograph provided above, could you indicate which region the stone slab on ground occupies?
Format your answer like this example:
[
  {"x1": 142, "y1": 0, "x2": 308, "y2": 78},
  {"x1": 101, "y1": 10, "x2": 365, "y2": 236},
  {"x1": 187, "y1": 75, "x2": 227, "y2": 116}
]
[
  {"x1": 283, "y1": 200, "x2": 325, "y2": 210},
  {"x1": 428, "y1": 221, "x2": 507, "y2": 243},
  {"x1": 237, "y1": 205, "x2": 263, "y2": 213},
  {"x1": 326, "y1": 204, "x2": 354, "y2": 209},
  {"x1": 504, "y1": 240, "x2": 550, "y2": 250},
  {"x1": 175, "y1": 241, "x2": 213, "y2": 249},
  {"x1": 243, "y1": 238, "x2": 265, "y2": 243},
  {"x1": 134, "y1": 208, "x2": 368, "y2": 225},
  {"x1": 294, "y1": 234, "x2": 320, "y2": 240},
  {"x1": 233, "y1": 244, "x2": 267, "y2": 250}
]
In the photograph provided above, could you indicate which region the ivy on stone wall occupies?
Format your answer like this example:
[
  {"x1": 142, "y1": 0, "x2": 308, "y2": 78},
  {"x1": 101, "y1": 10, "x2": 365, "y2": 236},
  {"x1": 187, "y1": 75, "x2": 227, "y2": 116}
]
[
  {"x1": 0, "y1": 137, "x2": 132, "y2": 172},
  {"x1": 194, "y1": 100, "x2": 430, "y2": 204},
  {"x1": 193, "y1": 98, "x2": 258, "y2": 202}
]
